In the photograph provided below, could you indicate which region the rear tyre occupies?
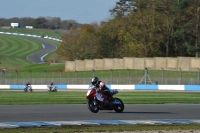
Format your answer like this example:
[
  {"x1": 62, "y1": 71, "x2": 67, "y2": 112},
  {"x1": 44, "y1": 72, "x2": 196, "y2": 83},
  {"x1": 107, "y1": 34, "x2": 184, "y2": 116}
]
[
  {"x1": 113, "y1": 98, "x2": 124, "y2": 113},
  {"x1": 87, "y1": 98, "x2": 99, "y2": 113},
  {"x1": 24, "y1": 88, "x2": 27, "y2": 92}
]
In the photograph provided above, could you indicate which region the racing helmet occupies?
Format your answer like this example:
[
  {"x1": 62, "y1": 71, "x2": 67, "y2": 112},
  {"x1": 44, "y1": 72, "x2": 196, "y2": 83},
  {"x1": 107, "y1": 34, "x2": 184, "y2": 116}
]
[
  {"x1": 91, "y1": 77, "x2": 98, "y2": 85},
  {"x1": 51, "y1": 82, "x2": 54, "y2": 85}
]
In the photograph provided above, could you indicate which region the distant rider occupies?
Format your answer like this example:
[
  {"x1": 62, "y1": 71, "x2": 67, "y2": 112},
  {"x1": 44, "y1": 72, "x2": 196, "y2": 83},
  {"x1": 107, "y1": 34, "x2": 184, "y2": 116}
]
[
  {"x1": 26, "y1": 82, "x2": 31, "y2": 87},
  {"x1": 49, "y1": 82, "x2": 54, "y2": 87},
  {"x1": 48, "y1": 82, "x2": 55, "y2": 91},
  {"x1": 25, "y1": 82, "x2": 32, "y2": 91}
]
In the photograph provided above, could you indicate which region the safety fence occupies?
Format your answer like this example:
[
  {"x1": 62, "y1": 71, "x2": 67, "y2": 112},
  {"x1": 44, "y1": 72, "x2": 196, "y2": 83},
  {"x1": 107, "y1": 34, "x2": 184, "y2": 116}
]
[
  {"x1": 1, "y1": 69, "x2": 200, "y2": 85},
  {"x1": 0, "y1": 77, "x2": 199, "y2": 85}
]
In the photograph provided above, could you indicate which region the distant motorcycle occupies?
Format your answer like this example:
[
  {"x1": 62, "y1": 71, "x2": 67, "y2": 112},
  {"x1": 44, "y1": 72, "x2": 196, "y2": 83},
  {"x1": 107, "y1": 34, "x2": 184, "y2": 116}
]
[
  {"x1": 24, "y1": 85, "x2": 32, "y2": 92},
  {"x1": 48, "y1": 85, "x2": 57, "y2": 92},
  {"x1": 86, "y1": 86, "x2": 124, "y2": 113}
]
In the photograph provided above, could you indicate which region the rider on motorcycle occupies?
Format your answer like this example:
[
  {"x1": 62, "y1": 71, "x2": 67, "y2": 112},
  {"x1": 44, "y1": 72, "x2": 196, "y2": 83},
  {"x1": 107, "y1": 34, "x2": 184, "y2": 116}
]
[
  {"x1": 25, "y1": 82, "x2": 31, "y2": 87},
  {"x1": 49, "y1": 82, "x2": 54, "y2": 87},
  {"x1": 48, "y1": 82, "x2": 55, "y2": 91},
  {"x1": 24, "y1": 82, "x2": 32, "y2": 91},
  {"x1": 91, "y1": 77, "x2": 111, "y2": 106}
]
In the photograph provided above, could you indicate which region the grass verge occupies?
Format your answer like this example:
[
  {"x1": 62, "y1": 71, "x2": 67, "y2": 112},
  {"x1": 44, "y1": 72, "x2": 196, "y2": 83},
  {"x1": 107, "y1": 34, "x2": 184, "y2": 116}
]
[
  {"x1": 0, "y1": 34, "x2": 43, "y2": 70},
  {"x1": 1, "y1": 124, "x2": 200, "y2": 133},
  {"x1": 0, "y1": 91, "x2": 200, "y2": 105}
]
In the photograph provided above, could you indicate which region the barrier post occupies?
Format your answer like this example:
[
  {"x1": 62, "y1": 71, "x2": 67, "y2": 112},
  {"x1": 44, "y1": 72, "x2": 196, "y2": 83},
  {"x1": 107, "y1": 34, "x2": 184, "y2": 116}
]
[
  {"x1": 161, "y1": 67, "x2": 164, "y2": 84},
  {"x1": 110, "y1": 69, "x2": 113, "y2": 84},
  {"x1": 2, "y1": 69, "x2": 5, "y2": 84},
  {"x1": 75, "y1": 70, "x2": 78, "y2": 84},
  {"x1": 29, "y1": 70, "x2": 32, "y2": 83},
  {"x1": 127, "y1": 68, "x2": 130, "y2": 84},
  {"x1": 15, "y1": 70, "x2": 18, "y2": 85},
  {"x1": 198, "y1": 67, "x2": 200, "y2": 84},
  {"x1": 179, "y1": 67, "x2": 182, "y2": 85},
  {"x1": 93, "y1": 69, "x2": 95, "y2": 77},
  {"x1": 44, "y1": 70, "x2": 47, "y2": 84},
  {"x1": 145, "y1": 68, "x2": 148, "y2": 84},
  {"x1": 60, "y1": 70, "x2": 62, "y2": 84}
]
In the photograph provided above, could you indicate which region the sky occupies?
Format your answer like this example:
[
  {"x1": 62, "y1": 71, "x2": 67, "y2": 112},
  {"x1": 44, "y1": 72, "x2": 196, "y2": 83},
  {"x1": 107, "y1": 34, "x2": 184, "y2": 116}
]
[{"x1": 0, "y1": 0, "x2": 118, "y2": 24}]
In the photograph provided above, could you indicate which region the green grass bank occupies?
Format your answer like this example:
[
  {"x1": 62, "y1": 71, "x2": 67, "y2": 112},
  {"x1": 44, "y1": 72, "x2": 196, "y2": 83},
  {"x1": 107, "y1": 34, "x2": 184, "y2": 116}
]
[{"x1": 0, "y1": 91, "x2": 200, "y2": 105}]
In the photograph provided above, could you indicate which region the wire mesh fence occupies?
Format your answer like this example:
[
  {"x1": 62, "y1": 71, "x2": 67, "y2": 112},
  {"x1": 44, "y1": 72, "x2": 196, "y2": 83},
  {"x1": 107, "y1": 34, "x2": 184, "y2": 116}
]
[{"x1": 1, "y1": 69, "x2": 200, "y2": 85}]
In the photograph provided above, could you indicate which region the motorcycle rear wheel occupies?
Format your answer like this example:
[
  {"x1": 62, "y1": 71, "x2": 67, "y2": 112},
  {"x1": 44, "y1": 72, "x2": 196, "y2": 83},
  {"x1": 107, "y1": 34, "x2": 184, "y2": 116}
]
[
  {"x1": 87, "y1": 99, "x2": 99, "y2": 113},
  {"x1": 113, "y1": 98, "x2": 124, "y2": 113}
]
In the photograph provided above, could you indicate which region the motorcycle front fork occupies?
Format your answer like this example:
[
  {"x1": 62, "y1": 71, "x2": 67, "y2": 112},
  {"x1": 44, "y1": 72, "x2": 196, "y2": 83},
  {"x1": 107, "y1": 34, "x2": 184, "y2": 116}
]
[{"x1": 93, "y1": 98, "x2": 97, "y2": 105}]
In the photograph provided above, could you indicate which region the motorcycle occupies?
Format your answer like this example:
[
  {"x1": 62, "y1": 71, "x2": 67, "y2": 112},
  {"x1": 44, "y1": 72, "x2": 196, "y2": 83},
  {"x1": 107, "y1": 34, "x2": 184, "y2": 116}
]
[
  {"x1": 86, "y1": 86, "x2": 124, "y2": 113},
  {"x1": 48, "y1": 85, "x2": 57, "y2": 92},
  {"x1": 24, "y1": 85, "x2": 33, "y2": 92}
]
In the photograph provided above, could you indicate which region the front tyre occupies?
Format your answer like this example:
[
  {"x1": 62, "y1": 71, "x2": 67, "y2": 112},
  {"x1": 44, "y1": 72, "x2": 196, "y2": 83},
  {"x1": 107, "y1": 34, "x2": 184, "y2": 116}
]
[
  {"x1": 113, "y1": 98, "x2": 124, "y2": 113},
  {"x1": 87, "y1": 98, "x2": 99, "y2": 113}
]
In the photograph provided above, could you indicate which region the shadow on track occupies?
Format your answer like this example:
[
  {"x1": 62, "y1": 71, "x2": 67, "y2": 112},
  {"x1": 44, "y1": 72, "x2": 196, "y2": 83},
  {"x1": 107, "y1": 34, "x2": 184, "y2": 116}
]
[{"x1": 107, "y1": 111, "x2": 176, "y2": 114}]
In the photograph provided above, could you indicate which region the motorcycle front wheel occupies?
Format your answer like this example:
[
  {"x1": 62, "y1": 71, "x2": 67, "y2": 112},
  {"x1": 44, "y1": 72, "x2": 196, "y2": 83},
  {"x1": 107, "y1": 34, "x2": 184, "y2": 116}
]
[
  {"x1": 113, "y1": 98, "x2": 124, "y2": 113},
  {"x1": 87, "y1": 99, "x2": 99, "y2": 113}
]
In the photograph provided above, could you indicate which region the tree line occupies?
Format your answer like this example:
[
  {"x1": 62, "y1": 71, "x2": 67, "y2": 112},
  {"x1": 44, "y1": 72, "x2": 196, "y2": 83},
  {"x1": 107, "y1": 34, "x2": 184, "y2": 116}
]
[
  {"x1": 0, "y1": 17, "x2": 82, "y2": 30},
  {"x1": 57, "y1": 0, "x2": 200, "y2": 61}
]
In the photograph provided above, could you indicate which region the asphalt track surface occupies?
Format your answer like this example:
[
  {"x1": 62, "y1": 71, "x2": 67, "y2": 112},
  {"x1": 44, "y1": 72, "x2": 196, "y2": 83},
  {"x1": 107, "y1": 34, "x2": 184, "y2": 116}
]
[
  {"x1": 26, "y1": 37, "x2": 57, "y2": 63},
  {"x1": 0, "y1": 104, "x2": 200, "y2": 122}
]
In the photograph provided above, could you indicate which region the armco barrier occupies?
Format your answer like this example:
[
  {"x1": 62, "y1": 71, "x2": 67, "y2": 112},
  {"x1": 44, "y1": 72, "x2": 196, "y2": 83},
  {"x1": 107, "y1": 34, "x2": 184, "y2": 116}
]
[
  {"x1": 135, "y1": 85, "x2": 158, "y2": 90},
  {"x1": 0, "y1": 85, "x2": 10, "y2": 89},
  {"x1": 184, "y1": 85, "x2": 200, "y2": 91},
  {"x1": 0, "y1": 85, "x2": 200, "y2": 91},
  {"x1": 158, "y1": 85, "x2": 185, "y2": 91}
]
